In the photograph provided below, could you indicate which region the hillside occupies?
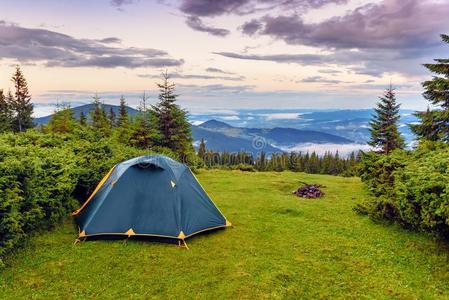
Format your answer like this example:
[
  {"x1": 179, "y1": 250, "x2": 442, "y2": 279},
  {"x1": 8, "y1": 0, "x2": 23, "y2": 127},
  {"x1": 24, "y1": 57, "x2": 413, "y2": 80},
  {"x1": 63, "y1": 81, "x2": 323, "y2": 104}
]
[
  {"x1": 33, "y1": 104, "x2": 139, "y2": 125},
  {"x1": 1, "y1": 170, "x2": 448, "y2": 298}
]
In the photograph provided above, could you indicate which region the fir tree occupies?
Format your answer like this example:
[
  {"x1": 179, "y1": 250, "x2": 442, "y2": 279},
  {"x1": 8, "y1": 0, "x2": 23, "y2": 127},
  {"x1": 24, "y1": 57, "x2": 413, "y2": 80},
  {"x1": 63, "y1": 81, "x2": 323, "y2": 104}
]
[
  {"x1": 47, "y1": 103, "x2": 76, "y2": 134},
  {"x1": 90, "y1": 93, "x2": 110, "y2": 136},
  {"x1": 198, "y1": 138, "x2": 206, "y2": 159},
  {"x1": 411, "y1": 34, "x2": 449, "y2": 142},
  {"x1": 10, "y1": 65, "x2": 34, "y2": 132},
  {"x1": 118, "y1": 95, "x2": 128, "y2": 127},
  {"x1": 410, "y1": 107, "x2": 441, "y2": 141},
  {"x1": 0, "y1": 90, "x2": 12, "y2": 133},
  {"x1": 108, "y1": 106, "x2": 116, "y2": 127},
  {"x1": 129, "y1": 92, "x2": 159, "y2": 149},
  {"x1": 368, "y1": 86, "x2": 404, "y2": 155},
  {"x1": 79, "y1": 111, "x2": 87, "y2": 126},
  {"x1": 152, "y1": 72, "x2": 193, "y2": 159}
]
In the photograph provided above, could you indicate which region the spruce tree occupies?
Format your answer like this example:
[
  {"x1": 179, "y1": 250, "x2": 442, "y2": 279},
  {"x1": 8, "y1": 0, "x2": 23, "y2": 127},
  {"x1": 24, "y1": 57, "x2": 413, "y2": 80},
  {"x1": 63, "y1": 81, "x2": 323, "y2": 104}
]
[
  {"x1": 411, "y1": 34, "x2": 449, "y2": 142},
  {"x1": 0, "y1": 90, "x2": 12, "y2": 133},
  {"x1": 129, "y1": 92, "x2": 160, "y2": 149},
  {"x1": 90, "y1": 94, "x2": 110, "y2": 136},
  {"x1": 108, "y1": 106, "x2": 116, "y2": 127},
  {"x1": 47, "y1": 103, "x2": 76, "y2": 134},
  {"x1": 368, "y1": 86, "x2": 404, "y2": 154},
  {"x1": 152, "y1": 72, "x2": 193, "y2": 159},
  {"x1": 198, "y1": 138, "x2": 206, "y2": 159},
  {"x1": 10, "y1": 65, "x2": 34, "y2": 132},
  {"x1": 118, "y1": 95, "x2": 128, "y2": 127},
  {"x1": 410, "y1": 107, "x2": 441, "y2": 141},
  {"x1": 79, "y1": 111, "x2": 87, "y2": 126}
]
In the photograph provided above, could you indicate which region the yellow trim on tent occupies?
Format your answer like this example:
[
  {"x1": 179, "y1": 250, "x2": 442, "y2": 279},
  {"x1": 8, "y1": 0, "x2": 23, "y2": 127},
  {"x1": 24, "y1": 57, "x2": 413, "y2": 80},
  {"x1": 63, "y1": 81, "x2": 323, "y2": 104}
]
[
  {"x1": 78, "y1": 231, "x2": 179, "y2": 240},
  {"x1": 72, "y1": 165, "x2": 116, "y2": 216},
  {"x1": 77, "y1": 224, "x2": 231, "y2": 240},
  {"x1": 184, "y1": 224, "x2": 229, "y2": 239}
]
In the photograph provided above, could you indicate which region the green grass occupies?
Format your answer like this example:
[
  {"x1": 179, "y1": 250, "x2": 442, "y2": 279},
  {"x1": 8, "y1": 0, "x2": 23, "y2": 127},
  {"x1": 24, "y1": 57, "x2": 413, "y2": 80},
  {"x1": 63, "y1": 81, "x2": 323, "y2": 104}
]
[{"x1": 1, "y1": 170, "x2": 449, "y2": 299}]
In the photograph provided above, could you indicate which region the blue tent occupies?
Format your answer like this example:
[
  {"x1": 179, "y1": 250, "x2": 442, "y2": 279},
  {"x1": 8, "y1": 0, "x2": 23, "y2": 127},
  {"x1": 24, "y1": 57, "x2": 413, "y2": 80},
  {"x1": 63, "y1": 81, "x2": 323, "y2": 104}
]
[{"x1": 72, "y1": 155, "x2": 231, "y2": 244}]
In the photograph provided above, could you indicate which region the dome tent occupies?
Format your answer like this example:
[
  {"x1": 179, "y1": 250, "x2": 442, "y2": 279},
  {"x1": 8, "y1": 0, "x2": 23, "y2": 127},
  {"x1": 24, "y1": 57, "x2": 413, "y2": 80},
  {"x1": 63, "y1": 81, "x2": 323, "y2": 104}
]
[{"x1": 72, "y1": 155, "x2": 231, "y2": 245}]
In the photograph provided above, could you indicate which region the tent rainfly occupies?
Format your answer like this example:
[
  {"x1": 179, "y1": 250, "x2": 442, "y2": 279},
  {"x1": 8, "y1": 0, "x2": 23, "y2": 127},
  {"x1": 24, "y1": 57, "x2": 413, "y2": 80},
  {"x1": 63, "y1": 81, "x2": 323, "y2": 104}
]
[{"x1": 72, "y1": 155, "x2": 231, "y2": 246}]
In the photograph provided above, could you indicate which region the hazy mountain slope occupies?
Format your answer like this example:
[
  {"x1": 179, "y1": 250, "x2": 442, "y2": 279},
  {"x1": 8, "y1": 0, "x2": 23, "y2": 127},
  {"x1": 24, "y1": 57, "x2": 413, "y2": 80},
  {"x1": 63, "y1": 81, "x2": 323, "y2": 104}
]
[{"x1": 34, "y1": 104, "x2": 139, "y2": 125}]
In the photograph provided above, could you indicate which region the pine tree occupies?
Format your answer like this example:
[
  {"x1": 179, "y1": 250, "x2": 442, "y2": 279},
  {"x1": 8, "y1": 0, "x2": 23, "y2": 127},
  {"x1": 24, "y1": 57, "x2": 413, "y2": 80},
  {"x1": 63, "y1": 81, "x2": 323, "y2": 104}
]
[
  {"x1": 410, "y1": 106, "x2": 441, "y2": 141},
  {"x1": 0, "y1": 90, "x2": 12, "y2": 133},
  {"x1": 108, "y1": 106, "x2": 116, "y2": 127},
  {"x1": 411, "y1": 34, "x2": 449, "y2": 142},
  {"x1": 129, "y1": 92, "x2": 160, "y2": 149},
  {"x1": 118, "y1": 95, "x2": 128, "y2": 127},
  {"x1": 198, "y1": 138, "x2": 206, "y2": 159},
  {"x1": 47, "y1": 103, "x2": 76, "y2": 134},
  {"x1": 10, "y1": 65, "x2": 34, "y2": 132},
  {"x1": 368, "y1": 86, "x2": 404, "y2": 154},
  {"x1": 79, "y1": 111, "x2": 87, "y2": 126},
  {"x1": 90, "y1": 93, "x2": 110, "y2": 136},
  {"x1": 152, "y1": 72, "x2": 193, "y2": 159}
]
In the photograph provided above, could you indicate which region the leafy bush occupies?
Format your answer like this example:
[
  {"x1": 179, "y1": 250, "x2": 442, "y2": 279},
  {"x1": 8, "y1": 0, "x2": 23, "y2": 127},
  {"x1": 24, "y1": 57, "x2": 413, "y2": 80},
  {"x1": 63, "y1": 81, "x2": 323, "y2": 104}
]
[
  {"x1": 0, "y1": 129, "x2": 173, "y2": 266},
  {"x1": 357, "y1": 142, "x2": 449, "y2": 240}
]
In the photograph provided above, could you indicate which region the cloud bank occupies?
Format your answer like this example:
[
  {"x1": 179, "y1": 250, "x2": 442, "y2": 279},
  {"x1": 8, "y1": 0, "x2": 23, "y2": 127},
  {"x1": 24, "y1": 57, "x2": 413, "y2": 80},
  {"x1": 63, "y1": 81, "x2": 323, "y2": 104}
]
[{"x1": 0, "y1": 21, "x2": 184, "y2": 68}]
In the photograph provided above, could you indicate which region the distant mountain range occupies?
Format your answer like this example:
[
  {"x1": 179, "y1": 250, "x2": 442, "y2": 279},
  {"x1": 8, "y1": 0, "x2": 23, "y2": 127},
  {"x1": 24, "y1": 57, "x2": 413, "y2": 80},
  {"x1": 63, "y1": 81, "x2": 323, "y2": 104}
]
[
  {"x1": 193, "y1": 120, "x2": 352, "y2": 155},
  {"x1": 34, "y1": 104, "x2": 355, "y2": 155},
  {"x1": 34, "y1": 103, "x2": 139, "y2": 125}
]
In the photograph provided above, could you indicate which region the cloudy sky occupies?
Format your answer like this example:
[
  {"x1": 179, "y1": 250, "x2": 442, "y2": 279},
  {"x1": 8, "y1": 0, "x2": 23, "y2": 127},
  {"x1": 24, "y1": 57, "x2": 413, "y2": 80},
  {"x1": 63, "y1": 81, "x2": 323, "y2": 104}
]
[{"x1": 0, "y1": 0, "x2": 448, "y2": 115}]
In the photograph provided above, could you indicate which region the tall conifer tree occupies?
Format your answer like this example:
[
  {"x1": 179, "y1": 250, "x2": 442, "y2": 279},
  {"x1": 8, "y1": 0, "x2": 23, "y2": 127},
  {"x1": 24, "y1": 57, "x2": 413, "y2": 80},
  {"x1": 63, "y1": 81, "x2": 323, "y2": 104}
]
[
  {"x1": 108, "y1": 106, "x2": 116, "y2": 127},
  {"x1": 118, "y1": 95, "x2": 128, "y2": 127},
  {"x1": 152, "y1": 72, "x2": 193, "y2": 159},
  {"x1": 10, "y1": 66, "x2": 34, "y2": 132},
  {"x1": 198, "y1": 138, "x2": 206, "y2": 159},
  {"x1": 368, "y1": 86, "x2": 404, "y2": 155},
  {"x1": 0, "y1": 90, "x2": 12, "y2": 133},
  {"x1": 79, "y1": 111, "x2": 87, "y2": 126},
  {"x1": 90, "y1": 93, "x2": 110, "y2": 136},
  {"x1": 411, "y1": 34, "x2": 449, "y2": 142}
]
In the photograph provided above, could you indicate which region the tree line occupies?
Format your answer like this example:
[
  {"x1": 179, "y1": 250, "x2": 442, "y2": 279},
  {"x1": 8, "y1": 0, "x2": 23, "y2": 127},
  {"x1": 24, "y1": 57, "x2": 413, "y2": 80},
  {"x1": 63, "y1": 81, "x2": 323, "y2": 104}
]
[{"x1": 198, "y1": 138, "x2": 360, "y2": 176}]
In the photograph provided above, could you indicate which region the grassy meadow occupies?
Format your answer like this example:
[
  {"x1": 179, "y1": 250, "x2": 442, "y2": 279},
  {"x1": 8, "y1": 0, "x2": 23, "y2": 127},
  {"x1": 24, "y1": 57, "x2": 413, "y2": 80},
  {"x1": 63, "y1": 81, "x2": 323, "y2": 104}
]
[{"x1": 1, "y1": 170, "x2": 449, "y2": 299}]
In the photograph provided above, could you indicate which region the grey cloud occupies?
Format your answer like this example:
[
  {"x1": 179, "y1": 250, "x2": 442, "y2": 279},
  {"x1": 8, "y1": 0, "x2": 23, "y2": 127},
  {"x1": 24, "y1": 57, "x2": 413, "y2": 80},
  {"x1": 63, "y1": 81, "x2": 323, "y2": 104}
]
[
  {"x1": 110, "y1": 0, "x2": 136, "y2": 7},
  {"x1": 179, "y1": 0, "x2": 349, "y2": 17},
  {"x1": 97, "y1": 37, "x2": 122, "y2": 44},
  {"x1": 185, "y1": 16, "x2": 230, "y2": 37},
  {"x1": 205, "y1": 67, "x2": 234, "y2": 74},
  {"x1": 213, "y1": 45, "x2": 436, "y2": 77},
  {"x1": 179, "y1": 0, "x2": 349, "y2": 36},
  {"x1": 178, "y1": 83, "x2": 255, "y2": 94},
  {"x1": 240, "y1": 19, "x2": 262, "y2": 35},
  {"x1": 213, "y1": 51, "x2": 327, "y2": 64},
  {"x1": 318, "y1": 69, "x2": 342, "y2": 75},
  {"x1": 244, "y1": 0, "x2": 449, "y2": 51},
  {"x1": 0, "y1": 22, "x2": 184, "y2": 68},
  {"x1": 300, "y1": 76, "x2": 341, "y2": 84},
  {"x1": 138, "y1": 71, "x2": 244, "y2": 81}
]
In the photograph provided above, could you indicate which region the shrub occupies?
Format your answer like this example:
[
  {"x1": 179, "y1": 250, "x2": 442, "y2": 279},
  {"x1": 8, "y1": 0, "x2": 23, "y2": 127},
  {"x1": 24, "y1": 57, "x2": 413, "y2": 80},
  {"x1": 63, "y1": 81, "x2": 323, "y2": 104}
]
[
  {"x1": 0, "y1": 130, "x2": 172, "y2": 265},
  {"x1": 357, "y1": 142, "x2": 449, "y2": 240}
]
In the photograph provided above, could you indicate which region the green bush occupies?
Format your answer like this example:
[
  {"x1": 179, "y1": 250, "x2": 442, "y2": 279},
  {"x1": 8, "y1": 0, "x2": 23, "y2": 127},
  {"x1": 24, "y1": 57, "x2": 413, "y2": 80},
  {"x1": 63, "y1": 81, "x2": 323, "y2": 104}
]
[
  {"x1": 0, "y1": 130, "x2": 173, "y2": 265},
  {"x1": 357, "y1": 142, "x2": 449, "y2": 240}
]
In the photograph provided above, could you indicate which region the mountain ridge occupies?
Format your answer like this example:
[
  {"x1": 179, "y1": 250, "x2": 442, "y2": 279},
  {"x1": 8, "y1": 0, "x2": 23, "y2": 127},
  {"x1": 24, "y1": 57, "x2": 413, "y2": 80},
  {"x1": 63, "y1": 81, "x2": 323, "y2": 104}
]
[{"x1": 34, "y1": 104, "x2": 357, "y2": 155}]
